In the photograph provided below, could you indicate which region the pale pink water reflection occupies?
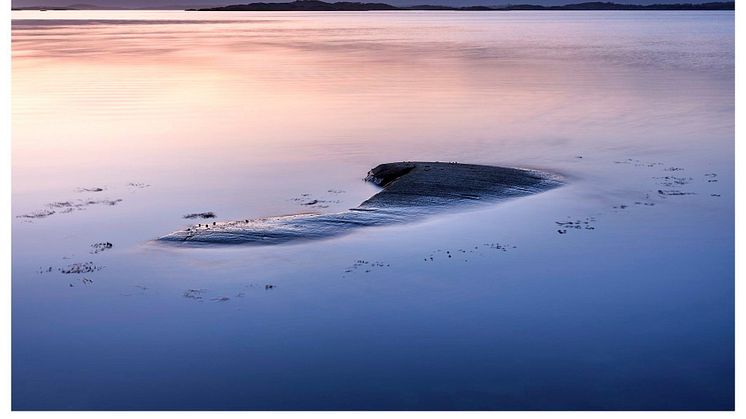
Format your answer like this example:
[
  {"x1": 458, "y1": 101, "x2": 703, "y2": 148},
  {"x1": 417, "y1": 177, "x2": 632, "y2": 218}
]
[{"x1": 13, "y1": 12, "x2": 732, "y2": 199}]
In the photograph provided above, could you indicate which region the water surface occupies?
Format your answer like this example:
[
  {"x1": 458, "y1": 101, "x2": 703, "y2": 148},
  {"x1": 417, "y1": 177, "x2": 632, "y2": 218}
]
[{"x1": 12, "y1": 10, "x2": 734, "y2": 410}]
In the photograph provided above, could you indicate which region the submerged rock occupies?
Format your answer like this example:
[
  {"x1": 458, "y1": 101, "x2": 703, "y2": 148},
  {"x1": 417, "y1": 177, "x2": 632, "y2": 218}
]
[{"x1": 158, "y1": 162, "x2": 562, "y2": 245}]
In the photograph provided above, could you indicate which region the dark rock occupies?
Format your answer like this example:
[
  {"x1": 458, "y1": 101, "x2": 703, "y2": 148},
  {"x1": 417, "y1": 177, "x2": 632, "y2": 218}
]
[{"x1": 159, "y1": 162, "x2": 562, "y2": 245}]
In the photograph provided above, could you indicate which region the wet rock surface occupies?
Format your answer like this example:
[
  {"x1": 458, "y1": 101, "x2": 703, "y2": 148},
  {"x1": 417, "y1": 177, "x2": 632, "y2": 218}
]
[
  {"x1": 361, "y1": 162, "x2": 558, "y2": 208},
  {"x1": 159, "y1": 162, "x2": 563, "y2": 245}
]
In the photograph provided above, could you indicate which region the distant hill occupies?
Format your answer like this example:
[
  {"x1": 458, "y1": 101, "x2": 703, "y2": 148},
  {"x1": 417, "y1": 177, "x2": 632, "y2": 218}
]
[
  {"x1": 12, "y1": 2, "x2": 223, "y2": 9},
  {"x1": 194, "y1": 1, "x2": 735, "y2": 10},
  {"x1": 501, "y1": 1, "x2": 734, "y2": 8},
  {"x1": 196, "y1": 0, "x2": 397, "y2": 9}
]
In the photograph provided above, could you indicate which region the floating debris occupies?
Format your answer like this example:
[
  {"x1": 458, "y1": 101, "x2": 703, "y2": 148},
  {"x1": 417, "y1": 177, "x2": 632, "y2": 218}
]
[
  {"x1": 211, "y1": 297, "x2": 230, "y2": 303},
  {"x1": 76, "y1": 187, "x2": 105, "y2": 193},
  {"x1": 17, "y1": 198, "x2": 123, "y2": 220},
  {"x1": 55, "y1": 199, "x2": 122, "y2": 209},
  {"x1": 265, "y1": 284, "x2": 276, "y2": 290},
  {"x1": 183, "y1": 289, "x2": 207, "y2": 300},
  {"x1": 59, "y1": 262, "x2": 103, "y2": 274},
  {"x1": 17, "y1": 209, "x2": 56, "y2": 219},
  {"x1": 38, "y1": 266, "x2": 54, "y2": 274},
  {"x1": 344, "y1": 260, "x2": 390, "y2": 275},
  {"x1": 482, "y1": 242, "x2": 515, "y2": 251},
  {"x1": 289, "y1": 193, "x2": 341, "y2": 208},
  {"x1": 612, "y1": 158, "x2": 663, "y2": 167},
  {"x1": 47, "y1": 201, "x2": 76, "y2": 214},
  {"x1": 654, "y1": 176, "x2": 693, "y2": 187},
  {"x1": 183, "y1": 212, "x2": 216, "y2": 219},
  {"x1": 128, "y1": 182, "x2": 150, "y2": 189},
  {"x1": 657, "y1": 189, "x2": 695, "y2": 196},
  {"x1": 555, "y1": 217, "x2": 596, "y2": 233},
  {"x1": 90, "y1": 242, "x2": 113, "y2": 254},
  {"x1": 423, "y1": 243, "x2": 516, "y2": 262}
]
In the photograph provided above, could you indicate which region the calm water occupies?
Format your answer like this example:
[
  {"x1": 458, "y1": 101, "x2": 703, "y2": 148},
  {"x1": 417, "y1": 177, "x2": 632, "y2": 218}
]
[{"x1": 12, "y1": 11, "x2": 734, "y2": 410}]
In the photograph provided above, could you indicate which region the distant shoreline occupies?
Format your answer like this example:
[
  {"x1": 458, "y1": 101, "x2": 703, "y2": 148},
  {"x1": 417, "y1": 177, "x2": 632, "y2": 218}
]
[
  {"x1": 193, "y1": 1, "x2": 735, "y2": 11},
  {"x1": 10, "y1": 1, "x2": 738, "y2": 12}
]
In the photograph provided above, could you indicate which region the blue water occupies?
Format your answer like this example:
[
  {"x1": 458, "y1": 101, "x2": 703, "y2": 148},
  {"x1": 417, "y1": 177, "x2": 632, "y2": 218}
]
[{"x1": 12, "y1": 10, "x2": 733, "y2": 410}]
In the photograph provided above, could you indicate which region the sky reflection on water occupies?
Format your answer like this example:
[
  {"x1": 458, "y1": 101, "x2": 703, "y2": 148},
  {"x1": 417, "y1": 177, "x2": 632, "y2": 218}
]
[{"x1": 12, "y1": 10, "x2": 734, "y2": 410}]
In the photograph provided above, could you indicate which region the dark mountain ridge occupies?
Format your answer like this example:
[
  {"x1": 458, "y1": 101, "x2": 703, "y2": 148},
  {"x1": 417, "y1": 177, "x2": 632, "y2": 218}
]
[{"x1": 193, "y1": 1, "x2": 735, "y2": 10}]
